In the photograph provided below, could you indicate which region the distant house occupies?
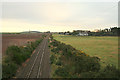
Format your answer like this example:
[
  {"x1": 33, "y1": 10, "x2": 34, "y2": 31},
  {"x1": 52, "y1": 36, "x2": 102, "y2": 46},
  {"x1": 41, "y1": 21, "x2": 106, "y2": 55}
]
[
  {"x1": 64, "y1": 32, "x2": 70, "y2": 35},
  {"x1": 73, "y1": 30, "x2": 89, "y2": 36},
  {"x1": 77, "y1": 32, "x2": 88, "y2": 36}
]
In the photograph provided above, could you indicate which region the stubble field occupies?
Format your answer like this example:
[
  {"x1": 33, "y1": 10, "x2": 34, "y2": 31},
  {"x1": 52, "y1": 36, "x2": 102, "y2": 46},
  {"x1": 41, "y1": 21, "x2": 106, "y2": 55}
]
[{"x1": 2, "y1": 33, "x2": 44, "y2": 57}]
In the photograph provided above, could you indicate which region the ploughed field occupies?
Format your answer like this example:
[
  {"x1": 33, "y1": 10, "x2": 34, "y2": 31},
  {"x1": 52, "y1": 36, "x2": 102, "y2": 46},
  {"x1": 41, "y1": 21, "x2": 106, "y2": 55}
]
[
  {"x1": 53, "y1": 34, "x2": 118, "y2": 68},
  {"x1": 2, "y1": 33, "x2": 44, "y2": 56}
]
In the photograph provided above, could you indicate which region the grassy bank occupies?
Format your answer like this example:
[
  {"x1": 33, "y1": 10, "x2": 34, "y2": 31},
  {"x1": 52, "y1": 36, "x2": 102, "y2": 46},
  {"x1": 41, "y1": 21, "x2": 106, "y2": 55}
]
[{"x1": 53, "y1": 34, "x2": 118, "y2": 68}]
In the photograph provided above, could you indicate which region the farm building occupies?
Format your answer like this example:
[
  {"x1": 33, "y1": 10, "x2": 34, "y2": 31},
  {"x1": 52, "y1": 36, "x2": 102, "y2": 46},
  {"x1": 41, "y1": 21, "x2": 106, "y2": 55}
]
[
  {"x1": 64, "y1": 32, "x2": 70, "y2": 35},
  {"x1": 77, "y1": 31, "x2": 88, "y2": 36},
  {"x1": 73, "y1": 30, "x2": 89, "y2": 36}
]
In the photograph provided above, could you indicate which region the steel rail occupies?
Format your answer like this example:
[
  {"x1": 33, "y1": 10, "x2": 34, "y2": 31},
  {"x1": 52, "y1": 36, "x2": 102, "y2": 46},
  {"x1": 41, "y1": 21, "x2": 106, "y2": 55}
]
[{"x1": 25, "y1": 40, "x2": 46, "y2": 79}]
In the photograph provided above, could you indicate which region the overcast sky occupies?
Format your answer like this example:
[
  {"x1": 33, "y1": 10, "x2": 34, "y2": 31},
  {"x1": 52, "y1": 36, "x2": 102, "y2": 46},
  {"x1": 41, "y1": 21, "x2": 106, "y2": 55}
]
[{"x1": 2, "y1": 2, "x2": 118, "y2": 32}]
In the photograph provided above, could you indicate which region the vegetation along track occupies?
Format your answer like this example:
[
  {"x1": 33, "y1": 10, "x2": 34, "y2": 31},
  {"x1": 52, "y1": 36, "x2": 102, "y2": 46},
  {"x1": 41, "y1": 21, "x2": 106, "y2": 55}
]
[{"x1": 16, "y1": 36, "x2": 50, "y2": 78}]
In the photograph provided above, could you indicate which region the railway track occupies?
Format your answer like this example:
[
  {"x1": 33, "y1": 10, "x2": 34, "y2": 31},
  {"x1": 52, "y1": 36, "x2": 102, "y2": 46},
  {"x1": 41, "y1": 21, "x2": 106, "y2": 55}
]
[
  {"x1": 16, "y1": 37, "x2": 50, "y2": 78},
  {"x1": 26, "y1": 40, "x2": 46, "y2": 78}
]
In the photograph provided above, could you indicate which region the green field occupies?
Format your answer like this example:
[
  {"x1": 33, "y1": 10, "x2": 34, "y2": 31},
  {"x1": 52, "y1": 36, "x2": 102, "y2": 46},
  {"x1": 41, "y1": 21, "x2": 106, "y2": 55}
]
[{"x1": 53, "y1": 34, "x2": 118, "y2": 68}]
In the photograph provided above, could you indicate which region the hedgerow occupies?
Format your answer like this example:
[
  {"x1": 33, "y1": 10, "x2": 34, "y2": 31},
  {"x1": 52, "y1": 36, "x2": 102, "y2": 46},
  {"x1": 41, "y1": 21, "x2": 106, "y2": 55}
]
[
  {"x1": 49, "y1": 35, "x2": 119, "y2": 78},
  {"x1": 54, "y1": 67, "x2": 70, "y2": 78},
  {"x1": 2, "y1": 62, "x2": 17, "y2": 78},
  {"x1": 2, "y1": 39, "x2": 43, "y2": 78}
]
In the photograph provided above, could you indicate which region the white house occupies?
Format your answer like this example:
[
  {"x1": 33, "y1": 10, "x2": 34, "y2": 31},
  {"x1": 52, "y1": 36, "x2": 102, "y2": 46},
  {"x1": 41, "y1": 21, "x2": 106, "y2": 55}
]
[
  {"x1": 74, "y1": 30, "x2": 89, "y2": 36},
  {"x1": 77, "y1": 32, "x2": 88, "y2": 36},
  {"x1": 64, "y1": 33, "x2": 70, "y2": 35}
]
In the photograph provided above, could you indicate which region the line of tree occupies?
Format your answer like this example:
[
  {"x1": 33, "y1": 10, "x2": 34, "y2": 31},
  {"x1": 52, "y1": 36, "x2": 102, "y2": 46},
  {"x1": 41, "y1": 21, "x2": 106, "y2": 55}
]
[
  {"x1": 88, "y1": 27, "x2": 120, "y2": 36},
  {"x1": 59, "y1": 27, "x2": 120, "y2": 36}
]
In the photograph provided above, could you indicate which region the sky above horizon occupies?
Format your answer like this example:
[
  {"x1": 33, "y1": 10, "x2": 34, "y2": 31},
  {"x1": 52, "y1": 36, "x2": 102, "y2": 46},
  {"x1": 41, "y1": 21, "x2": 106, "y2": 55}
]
[{"x1": 2, "y1": 2, "x2": 118, "y2": 32}]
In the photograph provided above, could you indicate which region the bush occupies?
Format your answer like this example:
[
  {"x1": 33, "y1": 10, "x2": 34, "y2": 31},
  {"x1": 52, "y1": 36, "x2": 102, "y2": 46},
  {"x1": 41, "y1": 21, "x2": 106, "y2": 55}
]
[
  {"x1": 81, "y1": 64, "x2": 120, "y2": 78},
  {"x1": 96, "y1": 64, "x2": 120, "y2": 78},
  {"x1": 50, "y1": 54, "x2": 55, "y2": 64},
  {"x1": 56, "y1": 60, "x2": 62, "y2": 66},
  {"x1": 6, "y1": 46, "x2": 23, "y2": 65},
  {"x1": 42, "y1": 35, "x2": 46, "y2": 38},
  {"x1": 55, "y1": 67, "x2": 70, "y2": 77},
  {"x1": 2, "y1": 62, "x2": 18, "y2": 78},
  {"x1": 80, "y1": 71, "x2": 98, "y2": 78},
  {"x1": 6, "y1": 46, "x2": 21, "y2": 56},
  {"x1": 3, "y1": 39, "x2": 43, "y2": 78}
]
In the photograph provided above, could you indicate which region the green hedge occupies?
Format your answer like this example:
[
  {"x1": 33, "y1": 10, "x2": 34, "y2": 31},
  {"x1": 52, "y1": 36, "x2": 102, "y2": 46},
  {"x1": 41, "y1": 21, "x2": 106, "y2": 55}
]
[
  {"x1": 2, "y1": 62, "x2": 18, "y2": 78},
  {"x1": 80, "y1": 64, "x2": 120, "y2": 78}
]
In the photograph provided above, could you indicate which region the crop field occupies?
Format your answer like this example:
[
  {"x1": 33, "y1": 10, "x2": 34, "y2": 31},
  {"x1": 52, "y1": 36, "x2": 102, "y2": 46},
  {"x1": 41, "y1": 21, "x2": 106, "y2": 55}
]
[
  {"x1": 53, "y1": 34, "x2": 119, "y2": 68},
  {"x1": 2, "y1": 33, "x2": 44, "y2": 56}
]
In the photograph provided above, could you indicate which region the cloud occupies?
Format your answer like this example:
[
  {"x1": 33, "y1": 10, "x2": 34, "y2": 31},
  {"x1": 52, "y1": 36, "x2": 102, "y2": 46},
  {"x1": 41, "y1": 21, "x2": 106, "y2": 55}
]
[
  {"x1": 2, "y1": 2, "x2": 118, "y2": 32},
  {"x1": 2, "y1": 19, "x2": 75, "y2": 32}
]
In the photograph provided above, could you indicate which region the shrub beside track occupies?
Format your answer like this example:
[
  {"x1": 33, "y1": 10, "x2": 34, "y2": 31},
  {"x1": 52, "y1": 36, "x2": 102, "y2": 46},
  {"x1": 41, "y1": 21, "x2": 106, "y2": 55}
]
[
  {"x1": 49, "y1": 35, "x2": 119, "y2": 78},
  {"x1": 2, "y1": 39, "x2": 43, "y2": 78}
]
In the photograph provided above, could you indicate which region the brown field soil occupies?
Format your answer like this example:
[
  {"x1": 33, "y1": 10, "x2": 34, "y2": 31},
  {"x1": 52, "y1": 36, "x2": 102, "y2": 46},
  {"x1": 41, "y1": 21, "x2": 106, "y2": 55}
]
[{"x1": 2, "y1": 33, "x2": 43, "y2": 56}]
